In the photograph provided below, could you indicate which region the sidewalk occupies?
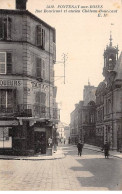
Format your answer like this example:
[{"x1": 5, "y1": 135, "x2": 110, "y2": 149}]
[
  {"x1": 0, "y1": 147, "x2": 65, "y2": 160},
  {"x1": 84, "y1": 144, "x2": 122, "y2": 159}
]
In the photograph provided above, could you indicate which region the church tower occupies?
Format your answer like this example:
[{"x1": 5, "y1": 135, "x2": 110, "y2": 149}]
[{"x1": 103, "y1": 33, "x2": 119, "y2": 82}]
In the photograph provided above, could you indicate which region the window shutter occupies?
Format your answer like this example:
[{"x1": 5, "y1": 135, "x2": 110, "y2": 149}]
[
  {"x1": 7, "y1": 17, "x2": 12, "y2": 40},
  {"x1": 0, "y1": 17, "x2": 11, "y2": 40},
  {"x1": 0, "y1": 90, "x2": 6, "y2": 108},
  {"x1": 13, "y1": 89, "x2": 17, "y2": 108},
  {"x1": 36, "y1": 25, "x2": 42, "y2": 46},
  {"x1": 7, "y1": 90, "x2": 13, "y2": 108},
  {"x1": 41, "y1": 60, "x2": 45, "y2": 79},
  {"x1": 35, "y1": 92, "x2": 40, "y2": 104},
  {"x1": 7, "y1": 53, "x2": 12, "y2": 74},
  {"x1": 42, "y1": 29, "x2": 45, "y2": 49},
  {"x1": 0, "y1": 52, "x2": 6, "y2": 74},
  {"x1": 36, "y1": 57, "x2": 41, "y2": 78},
  {"x1": 3, "y1": 18, "x2": 7, "y2": 39},
  {"x1": 41, "y1": 92, "x2": 46, "y2": 105},
  {"x1": 0, "y1": 18, "x2": 3, "y2": 39},
  {"x1": 53, "y1": 43, "x2": 56, "y2": 62},
  {"x1": 40, "y1": 92, "x2": 46, "y2": 113}
]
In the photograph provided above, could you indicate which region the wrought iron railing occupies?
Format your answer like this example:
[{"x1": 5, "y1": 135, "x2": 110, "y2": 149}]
[
  {"x1": 0, "y1": 106, "x2": 16, "y2": 114},
  {"x1": 0, "y1": 104, "x2": 60, "y2": 120}
]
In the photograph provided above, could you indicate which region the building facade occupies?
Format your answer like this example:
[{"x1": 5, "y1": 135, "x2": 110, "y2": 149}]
[
  {"x1": 70, "y1": 84, "x2": 96, "y2": 144},
  {"x1": 96, "y1": 36, "x2": 122, "y2": 151},
  {"x1": 64, "y1": 126, "x2": 70, "y2": 143},
  {"x1": 0, "y1": 0, "x2": 59, "y2": 155}
]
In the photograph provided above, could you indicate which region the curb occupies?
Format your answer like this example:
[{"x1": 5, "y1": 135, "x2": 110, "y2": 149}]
[
  {"x1": 84, "y1": 147, "x2": 122, "y2": 160},
  {"x1": 0, "y1": 150, "x2": 65, "y2": 161},
  {"x1": 0, "y1": 156, "x2": 65, "y2": 161},
  {"x1": 72, "y1": 145, "x2": 122, "y2": 159}
]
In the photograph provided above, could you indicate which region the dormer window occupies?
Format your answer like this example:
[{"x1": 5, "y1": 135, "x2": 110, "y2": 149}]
[{"x1": 0, "y1": 16, "x2": 12, "y2": 40}]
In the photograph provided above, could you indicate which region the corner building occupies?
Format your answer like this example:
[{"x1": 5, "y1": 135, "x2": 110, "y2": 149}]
[{"x1": 0, "y1": 0, "x2": 59, "y2": 155}]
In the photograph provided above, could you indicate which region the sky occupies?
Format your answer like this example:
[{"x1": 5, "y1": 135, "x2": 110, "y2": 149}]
[{"x1": 0, "y1": 0, "x2": 122, "y2": 125}]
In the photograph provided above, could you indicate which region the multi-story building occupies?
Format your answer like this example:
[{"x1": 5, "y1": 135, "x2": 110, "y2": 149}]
[
  {"x1": 96, "y1": 35, "x2": 122, "y2": 151},
  {"x1": 70, "y1": 103, "x2": 79, "y2": 144},
  {"x1": 70, "y1": 84, "x2": 96, "y2": 144},
  {"x1": 83, "y1": 82, "x2": 97, "y2": 106},
  {"x1": 70, "y1": 35, "x2": 122, "y2": 151},
  {"x1": 0, "y1": 0, "x2": 59, "y2": 155}
]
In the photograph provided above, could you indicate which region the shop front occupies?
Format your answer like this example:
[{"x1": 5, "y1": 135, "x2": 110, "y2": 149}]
[{"x1": 0, "y1": 119, "x2": 19, "y2": 155}]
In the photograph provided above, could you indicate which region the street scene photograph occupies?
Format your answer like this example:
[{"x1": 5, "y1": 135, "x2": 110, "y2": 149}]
[{"x1": 0, "y1": 0, "x2": 122, "y2": 191}]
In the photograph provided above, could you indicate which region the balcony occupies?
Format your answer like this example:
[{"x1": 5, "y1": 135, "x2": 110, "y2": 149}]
[
  {"x1": 17, "y1": 104, "x2": 32, "y2": 117},
  {"x1": 0, "y1": 104, "x2": 60, "y2": 120},
  {"x1": 0, "y1": 107, "x2": 16, "y2": 114}
]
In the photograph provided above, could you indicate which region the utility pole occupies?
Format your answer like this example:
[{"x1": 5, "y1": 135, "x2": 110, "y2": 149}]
[{"x1": 54, "y1": 53, "x2": 68, "y2": 84}]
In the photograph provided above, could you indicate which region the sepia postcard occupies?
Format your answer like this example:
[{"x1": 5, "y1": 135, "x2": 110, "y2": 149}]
[{"x1": 0, "y1": 0, "x2": 122, "y2": 191}]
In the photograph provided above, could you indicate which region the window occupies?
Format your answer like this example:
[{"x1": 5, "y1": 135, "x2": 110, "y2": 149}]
[
  {"x1": 35, "y1": 92, "x2": 40, "y2": 104},
  {"x1": 0, "y1": 52, "x2": 12, "y2": 74},
  {"x1": 0, "y1": 90, "x2": 16, "y2": 113},
  {"x1": 36, "y1": 58, "x2": 41, "y2": 78},
  {"x1": 42, "y1": 60, "x2": 45, "y2": 79},
  {"x1": 40, "y1": 92, "x2": 46, "y2": 113},
  {"x1": 107, "y1": 99, "x2": 111, "y2": 114},
  {"x1": 40, "y1": 92, "x2": 46, "y2": 105},
  {"x1": 0, "y1": 127, "x2": 12, "y2": 148},
  {"x1": 36, "y1": 57, "x2": 45, "y2": 79},
  {"x1": 36, "y1": 25, "x2": 45, "y2": 50},
  {"x1": 53, "y1": 43, "x2": 56, "y2": 62},
  {"x1": 0, "y1": 16, "x2": 12, "y2": 40}
]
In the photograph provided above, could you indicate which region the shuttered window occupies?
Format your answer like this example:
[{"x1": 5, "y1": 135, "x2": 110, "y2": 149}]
[
  {"x1": 36, "y1": 58, "x2": 42, "y2": 78},
  {"x1": 36, "y1": 25, "x2": 45, "y2": 50},
  {"x1": 7, "y1": 53, "x2": 12, "y2": 74},
  {"x1": 40, "y1": 92, "x2": 46, "y2": 105},
  {"x1": 0, "y1": 52, "x2": 12, "y2": 74},
  {"x1": 40, "y1": 92, "x2": 46, "y2": 113},
  {"x1": 41, "y1": 60, "x2": 45, "y2": 79},
  {"x1": 0, "y1": 90, "x2": 16, "y2": 110},
  {"x1": 0, "y1": 16, "x2": 12, "y2": 40},
  {"x1": 36, "y1": 57, "x2": 45, "y2": 79},
  {"x1": 0, "y1": 52, "x2": 6, "y2": 74},
  {"x1": 35, "y1": 92, "x2": 40, "y2": 104}
]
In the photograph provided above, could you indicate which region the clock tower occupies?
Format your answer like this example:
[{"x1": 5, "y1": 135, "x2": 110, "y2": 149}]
[{"x1": 103, "y1": 33, "x2": 119, "y2": 83}]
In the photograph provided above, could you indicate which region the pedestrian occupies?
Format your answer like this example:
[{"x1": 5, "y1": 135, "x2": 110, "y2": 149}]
[
  {"x1": 48, "y1": 137, "x2": 52, "y2": 147},
  {"x1": 103, "y1": 142, "x2": 110, "y2": 159},
  {"x1": 77, "y1": 140, "x2": 83, "y2": 156},
  {"x1": 64, "y1": 139, "x2": 65, "y2": 144}
]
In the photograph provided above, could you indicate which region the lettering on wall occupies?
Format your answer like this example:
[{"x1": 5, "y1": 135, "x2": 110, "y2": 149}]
[
  {"x1": 0, "y1": 80, "x2": 22, "y2": 87},
  {"x1": 31, "y1": 81, "x2": 49, "y2": 91}
]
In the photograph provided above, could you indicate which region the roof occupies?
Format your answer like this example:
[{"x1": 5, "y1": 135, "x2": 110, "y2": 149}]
[{"x1": 0, "y1": 9, "x2": 55, "y2": 32}]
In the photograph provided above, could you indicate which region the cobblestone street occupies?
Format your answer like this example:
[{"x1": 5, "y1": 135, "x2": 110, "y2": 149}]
[{"x1": 0, "y1": 144, "x2": 122, "y2": 191}]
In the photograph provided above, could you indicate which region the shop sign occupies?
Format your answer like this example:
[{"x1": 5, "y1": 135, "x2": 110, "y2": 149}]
[
  {"x1": 0, "y1": 79, "x2": 22, "y2": 87},
  {"x1": 31, "y1": 81, "x2": 49, "y2": 91}
]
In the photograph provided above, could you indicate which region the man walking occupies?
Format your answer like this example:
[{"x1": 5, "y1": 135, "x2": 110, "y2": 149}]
[
  {"x1": 103, "y1": 142, "x2": 110, "y2": 159},
  {"x1": 77, "y1": 140, "x2": 83, "y2": 156}
]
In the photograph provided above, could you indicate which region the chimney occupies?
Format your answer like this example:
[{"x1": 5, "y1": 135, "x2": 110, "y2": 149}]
[{"x1": 16, "y1": 0, "x2": 28, "y2": 10}]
